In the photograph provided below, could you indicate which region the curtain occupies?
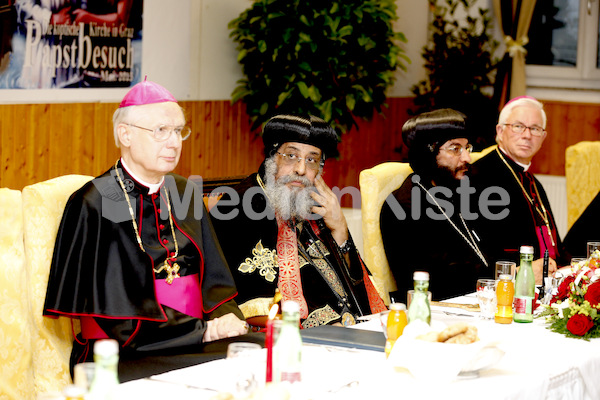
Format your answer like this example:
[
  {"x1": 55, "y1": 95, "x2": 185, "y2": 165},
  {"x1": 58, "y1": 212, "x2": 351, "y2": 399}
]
[{"x1": 492, "y1": 0, "x2": 538, "y2": 108}]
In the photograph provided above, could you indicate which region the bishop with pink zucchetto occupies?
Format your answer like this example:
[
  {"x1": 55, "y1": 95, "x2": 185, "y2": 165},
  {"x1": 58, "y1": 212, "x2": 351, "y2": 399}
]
[
  {"x1": 470, "y1": 95, "x2": 568, "y2": 286},
  {"x1": 43, "y1": 79, "x2": 248, "y2": 374}
]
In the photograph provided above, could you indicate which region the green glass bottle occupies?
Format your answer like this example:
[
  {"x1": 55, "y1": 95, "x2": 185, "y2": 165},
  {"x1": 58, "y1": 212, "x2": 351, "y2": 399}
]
[
  {"x1": 514, "y1": 246, "x2": 535, "y2": 323},
  {"x1": 407, "y1": 271, "x2": 431, "y2": 325},
  {"x1": 89, "y1": 339, "x2": 120, "y2": 400}
]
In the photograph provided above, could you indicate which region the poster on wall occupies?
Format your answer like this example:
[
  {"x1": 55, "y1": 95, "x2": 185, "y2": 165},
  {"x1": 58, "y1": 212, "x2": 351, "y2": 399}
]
[{"x1": 0, "y1": 0, "x2": 143, "y2": 89}]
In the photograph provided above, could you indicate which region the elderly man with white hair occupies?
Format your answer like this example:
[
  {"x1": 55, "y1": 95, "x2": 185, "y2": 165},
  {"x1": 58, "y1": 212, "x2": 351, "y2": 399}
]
[
  {"x1": 471, "y1": 96, "x2": 568, "y2": 284},
  {"x1": 44, "y1": 79, "x2": 248, "y2": 371}
]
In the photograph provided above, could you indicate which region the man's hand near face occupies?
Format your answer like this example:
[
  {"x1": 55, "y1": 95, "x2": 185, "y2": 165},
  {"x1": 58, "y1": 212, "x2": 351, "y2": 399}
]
[{"x1": 309, "y1": 176, "x2": 348, "y2": 246}]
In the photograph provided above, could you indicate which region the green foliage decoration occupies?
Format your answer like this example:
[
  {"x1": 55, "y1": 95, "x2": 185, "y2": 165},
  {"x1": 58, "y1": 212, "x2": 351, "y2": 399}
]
[
  {"x1": 411, "y1": 0, "x2": 499, "y2": 149},
  {"x1": 229, "y1": 0, "x2": 409, "y2": 136}
]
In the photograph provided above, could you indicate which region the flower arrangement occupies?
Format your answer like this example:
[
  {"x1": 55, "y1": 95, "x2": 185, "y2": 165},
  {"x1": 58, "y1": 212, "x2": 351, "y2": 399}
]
[{"x1": 538, "y1": 250, "x2": 600, "y2": 339}]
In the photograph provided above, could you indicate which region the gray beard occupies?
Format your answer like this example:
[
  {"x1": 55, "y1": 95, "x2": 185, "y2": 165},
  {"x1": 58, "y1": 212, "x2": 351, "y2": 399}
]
[{"x1": 264, "y1": 157, "x2": 318, "y2": 222}]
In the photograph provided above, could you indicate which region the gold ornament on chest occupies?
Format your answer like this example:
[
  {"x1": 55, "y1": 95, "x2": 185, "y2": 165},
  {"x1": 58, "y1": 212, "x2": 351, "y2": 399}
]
[
  {"x1": 114, "y1": 161, "x2": 182, "y2": 285},
  {"x1": 154, "y1": 260, "x2": 181, "y2": 284},
  {"x1": 238, "y1": 240, "x2": 278, "y2": 282}
]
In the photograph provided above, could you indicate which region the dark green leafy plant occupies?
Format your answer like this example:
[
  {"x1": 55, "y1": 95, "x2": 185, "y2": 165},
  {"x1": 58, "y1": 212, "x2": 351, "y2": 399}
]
[
  {"x1": 411, "y1": 0, "x2": 498, "y2": 149},
  {"x1": 229, "y1": 0, "x2": 409, "y2": 136}
]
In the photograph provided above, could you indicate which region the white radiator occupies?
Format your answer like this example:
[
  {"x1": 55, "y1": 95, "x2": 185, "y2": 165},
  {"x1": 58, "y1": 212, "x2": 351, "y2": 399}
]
[{"x1": 533, "y1": 174, "x2": 567, "y2": 240}]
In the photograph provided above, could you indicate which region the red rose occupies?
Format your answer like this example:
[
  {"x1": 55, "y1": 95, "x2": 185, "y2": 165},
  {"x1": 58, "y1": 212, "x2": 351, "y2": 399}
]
[
  {"x1": 555, "y1": 276, "x2": 575, "y2": 301},
  {"x1": 584, "y1": 281, "x2": 600, "y2": 307},
  {"x1": 566, "y1": 314, "x2": 595, "y2": 336}
]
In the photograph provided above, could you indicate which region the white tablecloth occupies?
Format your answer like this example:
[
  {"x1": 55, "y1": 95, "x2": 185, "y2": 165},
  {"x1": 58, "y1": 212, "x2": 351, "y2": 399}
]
[{"x1": 116, "y1": 294, "x2": 600, "y2": 400}]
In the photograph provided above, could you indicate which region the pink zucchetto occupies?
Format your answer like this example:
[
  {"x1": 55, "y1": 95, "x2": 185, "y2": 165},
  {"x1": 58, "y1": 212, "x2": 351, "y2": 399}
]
[
  {"x1": 119, "y1": 77, "x2": 177, "y2": 108},
  {"x1": 504, "y1": 95, "x2": 538, "y2": 105}
]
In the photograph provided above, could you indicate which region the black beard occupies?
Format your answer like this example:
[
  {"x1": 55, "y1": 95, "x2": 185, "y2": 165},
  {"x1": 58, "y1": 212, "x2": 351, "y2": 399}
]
[{"x1": 431, "y1": 163, "x2": 470, "y2": 191}]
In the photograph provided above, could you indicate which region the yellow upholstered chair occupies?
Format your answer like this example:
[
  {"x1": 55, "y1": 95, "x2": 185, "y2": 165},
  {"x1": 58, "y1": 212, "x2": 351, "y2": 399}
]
[
  {"x1": 359, "y1": 145, "x2": 497, "y2": 304},
  {"x1": 0, "y1": 188, "x2": 35, "y2": 400},
  {"x1": 470, "y1": 144, "x2": 496, "y2": 163},
  {"x1": 359, "y1": 163, "x2": 413, "y2": 304},
  {"x1": 22, "y1": 175, "x2": 93, "y2": 396},
  {"x1": 565, "y1": 141, "x2": 600, "y2": 230}
]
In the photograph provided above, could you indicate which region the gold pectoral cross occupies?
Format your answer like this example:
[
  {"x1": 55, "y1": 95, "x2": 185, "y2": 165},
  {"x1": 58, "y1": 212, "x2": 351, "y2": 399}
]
[{"x1": 154, "y1": 260, "x2": 180, "y2": 284}]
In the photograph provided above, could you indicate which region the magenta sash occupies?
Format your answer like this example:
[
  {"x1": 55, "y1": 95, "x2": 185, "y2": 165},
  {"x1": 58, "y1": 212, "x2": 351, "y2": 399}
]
[{"x1": 155, "y1": 273, "x2": 204, "y2": 319}]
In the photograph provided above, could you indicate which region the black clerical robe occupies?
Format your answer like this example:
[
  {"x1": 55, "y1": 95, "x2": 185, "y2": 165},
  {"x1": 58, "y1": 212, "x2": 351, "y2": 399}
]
[
  {"x1": 563, "y1": 191, "x2": 600, "y2": 258},
  {"x1": 44, "y1": 161, "x2": 242, "y2": 364},
  {"x1": 470, "y1": 149, "x2": 567, "y2": 265},
  {"x1": 380, "y1": 173, "x2": 492, "y2": 302},
  {"x1": 210, "y1": 169, "x2": 385, "y2": 329}
]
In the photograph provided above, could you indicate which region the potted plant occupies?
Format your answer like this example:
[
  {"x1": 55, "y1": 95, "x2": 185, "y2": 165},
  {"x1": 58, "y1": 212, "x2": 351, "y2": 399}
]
[
  {"x1": 229, "y1": 0, "x2": 410, "y2": 136},
  {"x1": 411, "y1": 0, "x2": 499, "y2": 150}
]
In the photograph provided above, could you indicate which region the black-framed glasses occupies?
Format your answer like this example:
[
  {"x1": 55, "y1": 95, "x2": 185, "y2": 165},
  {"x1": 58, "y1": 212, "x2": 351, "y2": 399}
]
[
  {"x1": 276, "y1": 152, "x2": 323, "y2": 171},
  {"x1": 439, "y1": 143, "x2": 473, "y2": 156},
  {"x1": 503, "y1": 123, "x2": 545, "y2": 137},
  {"x1": 128, "y1": 124, "x2": 191, "y2": 142}
]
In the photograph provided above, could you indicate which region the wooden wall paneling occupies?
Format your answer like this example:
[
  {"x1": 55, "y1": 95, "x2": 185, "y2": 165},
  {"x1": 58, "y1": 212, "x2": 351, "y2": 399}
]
[
  {"x1": 199, "y1": 100, "x2": 213, "y2": 177},
  {"x1": 533, "y1": 101, "x2": 600, "y2": 175},
  {"x1": 0, "y1": 105, "x2": 9, "y2": 186},
  {"x1": 231, "y1": 101, "x2": 245, "y2": 175},
  {"x1": 198, "y1": 100, "x2": 212, "y2": 177},
  {"x1": 534, "y1": 101, "x2": 568, "y2": 175},
  {"x1": 91, "y1": 103, "x2": 108, "y2": 176},
  {"x1": 177, "y1": 102, "x2": 193, "y2": 179},
  {"x1": 185, "y1": 100, "x2": 198, "y2": 177},
  {"x1": 0, "y1": 104, "x2": 15, "y2": 187},
  {"x1": 51, "y1": 104, "x2": 68, "y2": 179},
  {"x1": 1, "y1": 98, "x2": 598, "y2": 192},
  {"x1": 28, "y1": 104, "x2": 49, "y2": 185},
  {"x1": 72, "y1": 103, "x2": 85, "y2": 173},
  {"x1": 17, "y1": 105, "x2": 31, "y2": 186},
  {"x1": 188, "y1": 101, "x2": 202, "y2": 179}
]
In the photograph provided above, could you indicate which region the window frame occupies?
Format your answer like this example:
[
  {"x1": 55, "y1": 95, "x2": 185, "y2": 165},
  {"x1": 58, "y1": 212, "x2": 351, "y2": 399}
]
[{"x1": 526, "y1": 0, "x2": 600, "y2": 94}]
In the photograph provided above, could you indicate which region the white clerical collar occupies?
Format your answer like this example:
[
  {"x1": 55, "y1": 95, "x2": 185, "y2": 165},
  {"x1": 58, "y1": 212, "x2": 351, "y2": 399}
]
[
  {"x1": 499, "y1": 146, "x2": 531, "y2": 172},
  {"x1": 120, "y1": 158, "x2": 164, "y2": 194}
]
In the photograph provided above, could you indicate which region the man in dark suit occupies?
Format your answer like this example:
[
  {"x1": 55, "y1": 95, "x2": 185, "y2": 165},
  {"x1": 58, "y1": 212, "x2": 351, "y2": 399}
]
[{"x1": 470, "y1": 96, "x2": 567, "y2": 284}]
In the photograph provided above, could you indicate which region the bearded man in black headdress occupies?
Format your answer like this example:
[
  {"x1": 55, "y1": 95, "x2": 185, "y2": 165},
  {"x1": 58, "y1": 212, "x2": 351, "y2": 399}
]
[
  {"x1": 211, "y1": 114, "x2": 386, "y2": 329},
  {"x1": 380, "y1": 109, "x2": 492, "y2": 303}
]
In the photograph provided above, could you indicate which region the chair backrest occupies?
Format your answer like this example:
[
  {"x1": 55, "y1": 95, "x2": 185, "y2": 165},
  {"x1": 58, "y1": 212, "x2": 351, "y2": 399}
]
[
  {"x1": 22, "y1": 175, "x2": 93, "y2": 395},
  {"x1": 0, "y1": 188, "x2": 35, "y2": 400},
  {"x1": 360, "y1": 162, "x2": 413, "y2": 304},
  {"x1": 565, "y1": 141, "x2": 600, "y2": 229},
  {"x1": 359, "y1": 145, "x2": 496, "y2": 304},
  {"x1": 470, "y1": 144, "x2": 496, "y2": 163},
  {"x1": 189, "y1": 174, "x2": 248, "y2": 211}
]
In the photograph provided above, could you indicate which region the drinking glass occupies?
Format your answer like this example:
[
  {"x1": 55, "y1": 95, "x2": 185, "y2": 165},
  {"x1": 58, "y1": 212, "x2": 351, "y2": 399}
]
[
  {"x1": 495, "y1": 261, "x2": 516, "y2": 281},
  {"x1": 406, "y1": 290, "x2": 432, "y2": 309},
  {"x1": 227, "y1": 342, "x2": 262, "y2": 396},
  {"x1": 587, "y1": 241, "x2": 600, "y2": 258},
  {"x1": 73, "y1": 362, "x2": 95, "y2": 392},
  {"x1": 571, "y1": 257, "x2": 587, "y2": 267},
  {"x1": 476, "y1": 279, "x2": 497, "y2": 319}
]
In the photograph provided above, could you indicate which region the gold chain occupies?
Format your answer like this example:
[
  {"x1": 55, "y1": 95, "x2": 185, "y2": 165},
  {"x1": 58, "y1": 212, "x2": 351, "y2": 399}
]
[
  {"x1": 415, "y1": 181, "x2": 488, "y2": 267},
  {"x1": 114, "y1": 161, "x2": 181, "y2": 283},
  {"x1": 496, "y1": 149, "x2": 556, "y2": 247}
]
